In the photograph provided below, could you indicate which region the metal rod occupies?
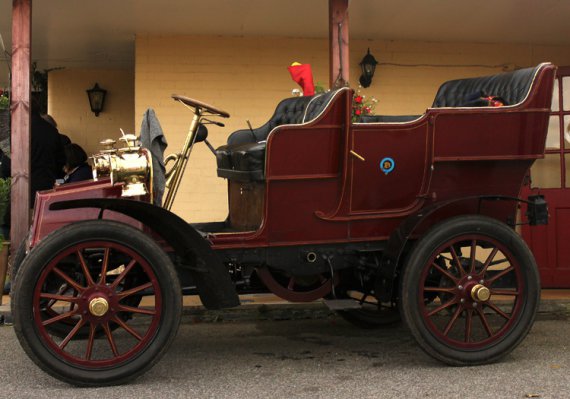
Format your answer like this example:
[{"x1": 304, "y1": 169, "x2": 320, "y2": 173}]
[{"x1": 162, "y1": 110, "x2": 201, "y2": 210}]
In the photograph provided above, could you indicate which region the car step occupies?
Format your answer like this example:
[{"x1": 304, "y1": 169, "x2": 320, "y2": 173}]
[{"x1": 323, "y1": 299, "x2": 362, "y2": 310}]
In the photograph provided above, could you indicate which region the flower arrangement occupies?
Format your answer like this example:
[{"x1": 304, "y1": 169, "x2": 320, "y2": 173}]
[{"x1": 352, "y1": 87, "x2": 377, "y2": 122}]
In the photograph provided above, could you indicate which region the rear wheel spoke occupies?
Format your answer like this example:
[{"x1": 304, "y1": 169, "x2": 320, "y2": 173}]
[
  {"x1": 39, "y1": 293, "x2": 80, "y2": 303},
  {"x1": 52, "y1": 267, "x2": 85, "y2": 293},
  {"x1": 477, "y1": 308, "x2": 493, "y2": 337},
  {"x1": 486, "y1": 266, "x2": 514, "y2": 285},
  {"x1": 112, "y1": 316, "x2": 143, "y2": 341},
  {"x1": 490, "y1": 289, "x2": 519, "y2": 296},
  {"x1": 59, "y1": 318, "x2": 86, "y2": 350},
  {"x1": 427, "y1": 298, "x2": 457, "y2": 317},
  {"x1": 469, "y1": 240, "x2": 477, "y2": 274},
  {"x1": 76, "y1": 250, "x2": 95, "y2": 286},
  {"x1": 431, "y1": 262, "x2": 459, "y2": 284},
  {"x1": 424, "y1": 286, "x2": 456, "y2": 294},
  {"x1": 99, "y1": 247, "x2": 111, "y2": 285},
  {"x1": 102, "y1": 322, "x2": 119, "y2": 357},
  {"x1": 117, "y1": 304, "x2": 156, "y2": 316},
  {"x1": 110, "y1": 259, "x2": 137, "y2": 289},
  {"x1": 485, "y1": 301, "x2": 511, "y2": 320},
  {"x1": 117, "y1": 282, "x2": 153, "y2": 299},
  {"x1": 42, "y1": 309, "x2": 79, "y2": 326},
  {"x1": 449, "y1": 246, "x2": 466, "y2": 277},
  {"x1": 480, "y1": 247, "x2": 499, "y2": 276},
  {"x1": 443, "y1": 306, "x2": 463, "y2": 336},
  {"x1": 85, "y1": 323, "x2": 96, "y2": 361}
]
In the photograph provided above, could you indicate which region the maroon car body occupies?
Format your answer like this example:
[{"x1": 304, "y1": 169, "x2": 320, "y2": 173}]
[{"x1": 12, "y1": 62, "x2": 556, "y2": 386}]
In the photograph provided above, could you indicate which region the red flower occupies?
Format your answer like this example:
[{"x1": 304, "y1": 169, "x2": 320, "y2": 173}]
[
  {"x1": 355, "y1": 109, "x2": 362, "y2": 115},
  {"x1": 354, "y1": 95, "x2": 363, "y2": 103}
]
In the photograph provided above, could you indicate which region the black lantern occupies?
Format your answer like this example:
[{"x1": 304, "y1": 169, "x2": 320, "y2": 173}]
[
  {"x1": 359, "y1": 48, "x2": 378, "y2": 88},
  {"x1": 86, "y1": 83, "x2": 107, "y2": 117}
]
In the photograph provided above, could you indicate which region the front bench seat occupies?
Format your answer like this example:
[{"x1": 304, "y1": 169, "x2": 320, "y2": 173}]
[{"x1": 216, "y1": 90, "x2": 339, "y2": 181}]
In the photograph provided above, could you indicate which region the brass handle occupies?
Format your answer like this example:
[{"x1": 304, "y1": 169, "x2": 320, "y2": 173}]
[{"x1": 350, "y1": 150, "x2": 365, "y2": 162}]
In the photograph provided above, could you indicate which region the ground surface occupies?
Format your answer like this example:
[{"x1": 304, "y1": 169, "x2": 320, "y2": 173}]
[{"x1": 0, "y1": 313, "x2": 568, "y2": 399}]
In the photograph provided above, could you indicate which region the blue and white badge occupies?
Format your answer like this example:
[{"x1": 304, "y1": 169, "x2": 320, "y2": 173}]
[{"x1": 380, "y1": 157, "x2": 395, "y2": 175}]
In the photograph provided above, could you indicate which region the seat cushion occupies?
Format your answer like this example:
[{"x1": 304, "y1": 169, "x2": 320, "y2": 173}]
[
  {"x1": 215, "y1": 144, "x2": 233, "y2": 170},
  {"x1": 230, "y1": 142, "x2": 266, "y2": 171},
  {"x1": 216, "y1": 142, "x2": 266, "y2": 182}
]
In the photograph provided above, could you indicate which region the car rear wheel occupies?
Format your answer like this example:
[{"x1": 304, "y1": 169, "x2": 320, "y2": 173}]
[{"x1": 400, "y1": 215, "x2": 540, "y2": 365}]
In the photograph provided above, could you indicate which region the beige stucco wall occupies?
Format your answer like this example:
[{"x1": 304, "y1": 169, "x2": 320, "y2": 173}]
[
  {"x1": 134, "y1": 34, "x2": 570, "y2": 222},
  {"x1": 48, "y1": 69, "x2": 134, "y2": 156}
]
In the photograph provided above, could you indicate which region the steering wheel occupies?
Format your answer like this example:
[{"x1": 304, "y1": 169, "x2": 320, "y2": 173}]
[{"x1": 171, "y1": 94, "x2": 230, "y2": 118}]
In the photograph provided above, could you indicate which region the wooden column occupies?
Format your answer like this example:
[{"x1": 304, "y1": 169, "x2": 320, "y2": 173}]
[
  {"x1": 10, "y1": 0, "x2": 31, "y2": 253},
  {"x1": 329, "y1": 0, "x2": 349, "y2": 88}
]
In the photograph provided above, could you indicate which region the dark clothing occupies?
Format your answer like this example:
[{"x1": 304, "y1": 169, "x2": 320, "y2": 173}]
[
  {"x1": 59, "y1": 134, "x2": 71, "y2": 147},
  {"x1": 140, "y1": 108, "x2": 168, "y2": 206},
  {"x1": 63, "y1": 163, "x2": 92, "y2": 184},
  {"x1": 0, "y1": 149, "x2": 10, "y2": 178},
  {"x1": 31, "y1": 112, "x2": 65, "y2": 206}
]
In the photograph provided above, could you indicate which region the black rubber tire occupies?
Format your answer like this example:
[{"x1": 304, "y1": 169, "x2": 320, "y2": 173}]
[
  {"x1": 400, "y1": 215, "x2": 540, "y2": 366},
  {"x1": 9, "y1": 237, "x2": 27, "y2": 283},
  {"x1": 12, "y1": 220, "x2": 182, "y2": 386}
]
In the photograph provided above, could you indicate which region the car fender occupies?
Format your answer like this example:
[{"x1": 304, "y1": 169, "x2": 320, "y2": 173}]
[
  {"x1": 49, "y1": 198, "x2": 240, "y2": 310},
  {"x1": 375, "y1": 194, "x2": 535, "y2": 303}
]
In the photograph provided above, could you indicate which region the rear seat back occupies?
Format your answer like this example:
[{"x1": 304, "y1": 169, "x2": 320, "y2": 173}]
[{"x1": 432, "y1": 65, "x2": 541, "y2": 108}]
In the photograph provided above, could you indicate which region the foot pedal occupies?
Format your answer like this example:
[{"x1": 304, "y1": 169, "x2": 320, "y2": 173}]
[{"x1": 323, "y1": 299, "x2": 362, "y2": 310}]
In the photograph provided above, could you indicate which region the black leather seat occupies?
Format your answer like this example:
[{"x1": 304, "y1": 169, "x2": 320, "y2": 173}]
[
  {"x1": 357, "y1": 65, "x2": 542, "y2": 125},
  {"x1": 216, "y1": 89, "x2": 339, "y2": 181},
  {"x1": 432, "y1": 65, "x2": 541, "y2": 108}
]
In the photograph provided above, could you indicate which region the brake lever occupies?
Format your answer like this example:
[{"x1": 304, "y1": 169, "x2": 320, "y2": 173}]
[{"x1": 203, "y1": 139, "x2": 217, "y2": 156}]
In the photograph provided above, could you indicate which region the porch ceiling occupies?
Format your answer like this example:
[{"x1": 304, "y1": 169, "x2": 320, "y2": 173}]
[{"x1": 1, "y1": 0, "x2": 570, "y2": 86}]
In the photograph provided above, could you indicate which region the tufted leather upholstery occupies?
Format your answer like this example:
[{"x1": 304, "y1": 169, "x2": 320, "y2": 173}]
[
  {"x1": 216, "y1": 89, "x2": 340, "y2": 181},
  {"x1": 432, "y1": 65, "x2": 540, "y2": 108}
]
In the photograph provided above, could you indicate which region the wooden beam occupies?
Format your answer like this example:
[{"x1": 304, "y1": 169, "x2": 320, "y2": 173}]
[
  {"x1": 329, "y1": 0, "x2": 349, "y2": 88},
  {"x1": 10, "y1": 0, "x2": 31, "y2": 253}
]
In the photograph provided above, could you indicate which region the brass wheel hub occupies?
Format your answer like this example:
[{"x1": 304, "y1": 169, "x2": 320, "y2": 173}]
[
  {"x1": 470, "y1": 284, "x2": 491, "y2": 302},
  {"x1": 89, "y1": 297, "x2": 109, "y2": 317}
]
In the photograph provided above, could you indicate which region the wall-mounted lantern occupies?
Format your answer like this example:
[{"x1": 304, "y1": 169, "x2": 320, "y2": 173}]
[
  {"x1": 359, "y1": 48, "x2": 378, "y2": 88},
  {"x1": 86, "y1": 83, "x2": 107, "y2": 117}
]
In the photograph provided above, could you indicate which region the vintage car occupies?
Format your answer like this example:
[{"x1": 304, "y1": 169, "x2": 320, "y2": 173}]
[{"x1": 11, "y1": 62, "x2": 555, "y2": 386}]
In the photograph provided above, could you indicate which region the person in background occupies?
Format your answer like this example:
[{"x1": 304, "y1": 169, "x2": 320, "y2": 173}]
[
  {"x1": 41, "y1": 113, "x2": 70, "y2": 179},
  {"x1": 41, "y1": 114, "x2": 71, "y2": 146},
  {"x1": 62, "y1": 143, "x2": 92, "y2": 183},
  {"x1": 31, "y1": 99, "x2": 65, "y2": 207}
]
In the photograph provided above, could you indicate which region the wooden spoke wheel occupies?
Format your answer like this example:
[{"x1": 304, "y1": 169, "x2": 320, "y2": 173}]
[
  {"x1": 12, "y1": 220, "x2": 182, "y2": 386},
  {"x1": 400, "y1": 216, "x2": 540, "y2": 366}
]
